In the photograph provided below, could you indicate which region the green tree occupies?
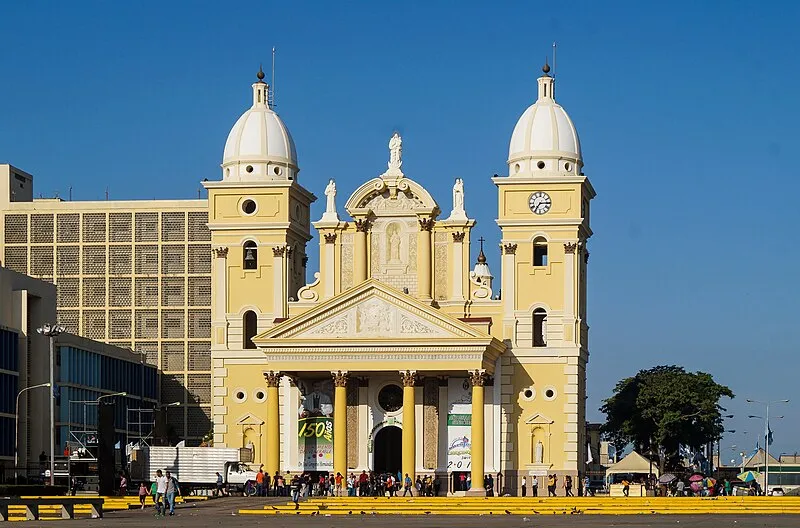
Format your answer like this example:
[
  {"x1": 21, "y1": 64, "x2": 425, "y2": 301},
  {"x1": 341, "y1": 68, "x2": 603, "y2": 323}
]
[{"x1": 600, "y1": 365, "x2": 734, "y2": 474}]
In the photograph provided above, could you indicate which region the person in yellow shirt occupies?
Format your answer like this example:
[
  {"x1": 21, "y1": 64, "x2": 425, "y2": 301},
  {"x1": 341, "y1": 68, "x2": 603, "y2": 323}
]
[{"x1": 621, "y1": 479, "x2": 630, "y2": 497}]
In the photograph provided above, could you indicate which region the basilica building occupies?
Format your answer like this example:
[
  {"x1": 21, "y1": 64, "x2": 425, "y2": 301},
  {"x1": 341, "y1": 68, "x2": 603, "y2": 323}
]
[{"x1": 206, "y1": 64, "x2": 595, "y2": 495}]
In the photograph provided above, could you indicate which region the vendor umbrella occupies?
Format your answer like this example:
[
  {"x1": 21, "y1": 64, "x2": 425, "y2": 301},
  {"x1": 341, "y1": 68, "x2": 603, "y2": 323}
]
[
  {"x1": 658, "y1": 474, "x2": 677, "y2": 484},
  {"x1": 690, "y1": 482, "x2": 702, "y2": 492},
  {"x1": 704, "y1": 477, "x2": 716, "y2": 488},
  {"x1": 737, "y1": 471, "x2": 760, "y2": 483},
  {"x1": 688, "y1": 474, "x2": 705, "y2": 482}
]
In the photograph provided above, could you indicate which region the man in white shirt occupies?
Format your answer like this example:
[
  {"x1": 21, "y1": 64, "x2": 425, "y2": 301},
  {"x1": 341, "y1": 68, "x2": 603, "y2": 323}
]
[
  {"x1": 155, "y1": 470, "x2": 168, "y2": 516},
  {"x1": 521, "y1": 476, "x2": 527, "y2": 497}
]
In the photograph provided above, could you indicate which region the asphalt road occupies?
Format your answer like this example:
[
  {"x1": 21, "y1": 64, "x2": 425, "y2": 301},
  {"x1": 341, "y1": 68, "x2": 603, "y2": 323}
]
[{"x1": 17, "y1": 497, "x2": 800, "y2": 528}]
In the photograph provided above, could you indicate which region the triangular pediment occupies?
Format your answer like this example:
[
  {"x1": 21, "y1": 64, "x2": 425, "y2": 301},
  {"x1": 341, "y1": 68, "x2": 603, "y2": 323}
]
[
  {"x1": 525, "y1": 413, "x2": 555, "y2": 425},
  {"x1": 235, "y1": 413, "x2": 264, "y2": 426},
  {"x1": 255, "y1": 279, "x2": 490, "y2": 342}
]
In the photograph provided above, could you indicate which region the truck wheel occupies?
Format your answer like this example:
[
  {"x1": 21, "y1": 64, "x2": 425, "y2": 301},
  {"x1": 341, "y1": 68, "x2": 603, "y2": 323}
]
[{"x1": 244, "y1": 481, "x2": 256, "y2": 497}]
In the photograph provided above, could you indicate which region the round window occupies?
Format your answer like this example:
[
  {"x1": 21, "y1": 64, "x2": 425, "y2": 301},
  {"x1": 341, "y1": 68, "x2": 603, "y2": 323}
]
[
  {"x1": 254, "y1": 390, "x2": 266, "y2": 403},
  {"x1": 234, "y1": 390, "x2": 246, "y2": 403},
  {"x1": 245, "y1": 165, "x2": 254, "y2": 173},
  {"x1": 524, "y1": 389, "x2": 534, "y2": 399},
  {"x1": 537, "y1": 161, "x2": 545, "y2": 169},
  {"x1": 564, "y1": 162, "x2": 572, "y2": 171},
  {"x1": 514, "y1": 163, "x2": 521, "y2": 173},
  {"x1": 543, "y1": 387, "x2": 557, "y2": 401},
  {"x1": 378, "y1": 384, "x2": 403, "y2": 413},
  {"x1": 273, "y1": 166, "x2": 282, "y2": 176},
  {"x1": 242, "y1": 199, "x2": 256, "y2": 215}
]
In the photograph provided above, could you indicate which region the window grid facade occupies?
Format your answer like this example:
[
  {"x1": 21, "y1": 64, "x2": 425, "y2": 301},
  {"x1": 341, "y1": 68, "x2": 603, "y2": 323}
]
[{"x1": 0, "y1": 206, "x2": 212, "y2": 441}]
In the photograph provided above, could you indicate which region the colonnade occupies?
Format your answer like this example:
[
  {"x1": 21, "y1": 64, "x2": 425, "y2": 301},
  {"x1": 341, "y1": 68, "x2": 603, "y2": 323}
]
[{"x1": 261, "y1": 368, "x2": 489, "y2": 495}]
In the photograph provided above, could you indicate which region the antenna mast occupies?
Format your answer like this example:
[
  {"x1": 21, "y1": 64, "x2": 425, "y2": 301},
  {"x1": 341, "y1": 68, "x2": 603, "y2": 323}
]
[
  {"x1": 552, "y1": 41, "x2": 557, "y2": 78},
  {"x1": 269, "y1": 47, "x2": 276, "y2": 109}
]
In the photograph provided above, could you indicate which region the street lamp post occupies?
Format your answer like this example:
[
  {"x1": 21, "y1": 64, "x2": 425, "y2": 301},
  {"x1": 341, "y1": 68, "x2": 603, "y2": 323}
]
[
  {"x1": 747, "y1": 398, "x2": 790, "y2": 495},
  {"x1": 14, "y1": 382, "x2": 52, "y2": 484},
  {"x1": 36, "y1": 323, "x2": 65, "y2": 486}
]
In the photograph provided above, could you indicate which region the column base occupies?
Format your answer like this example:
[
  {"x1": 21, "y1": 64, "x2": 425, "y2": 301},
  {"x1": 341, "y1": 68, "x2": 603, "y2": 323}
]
[{"x1": 465, "y1": 487, "x2": 487, "y2": 497}]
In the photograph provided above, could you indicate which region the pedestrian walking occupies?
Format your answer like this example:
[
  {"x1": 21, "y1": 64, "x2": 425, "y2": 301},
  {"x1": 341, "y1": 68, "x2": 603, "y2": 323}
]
[
  {"x1": 290, "y1": 474, "x2": 301, "y2": 510},
  {"x1": 547, "y1": 474, "x2": 557, "y2": 497},
  {"x1": 622, "y1": 478, "x2": 630, "y2": 497},
  {"x1": 119, "y1": 472, "x2": 128, "y2": 496},
  {"x1": 564, "y1": 475, "x2": 574, "y2": 497},
  {"x1": 138, "y1": 483, "x2": 148, "y2": 509},
  {"x1": 154, "y1": 470, "x2": 167, "y2": 516},
  {"x1": 403, "y1": 473, "x2": 413, "y2": 496},
  {"x1": 165, "y1": 471, "x2": 180, "y2": 516}
]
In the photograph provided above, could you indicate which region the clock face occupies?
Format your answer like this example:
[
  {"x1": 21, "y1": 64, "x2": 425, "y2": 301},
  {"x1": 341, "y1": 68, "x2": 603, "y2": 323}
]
[{"x1": 529, "y1": 192, "x2": 552, "y2": 215}]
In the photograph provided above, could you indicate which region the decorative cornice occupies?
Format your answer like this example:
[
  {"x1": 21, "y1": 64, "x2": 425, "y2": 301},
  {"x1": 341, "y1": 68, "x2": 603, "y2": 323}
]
[
  {"x1": 564, "y1": 242, "x2": 578, "y2": 254},
  {"x1": 324, "y1": 233, "x2": 338, "y2": 244},
  {"x1": 272, "y1": 246, "x2": 286, "y2": 257},
  {"x1": 263, "y1": 370, "x2": 282, "y2": 387},
  {"x1": 302, "y1": 256, "x2": 309, "y2": 267},
  {"x1": 418, "y1": 218, "x2": 435, "y2": 232},
  {"x1": 400, "y1": 370, "x2": 418, "y2": 387},
  {"x1": 469, "y1": 369, "x2": 488, "y2": 387},
  {"x1": 502, "y1": 243, "x2": 518, "y2": 255},
  {"x1": 332, "y1": 370, "x2": 349, "y2": 388},
  {"x1": 452, "y1": 232, "x2": 466, "y2": 243},
  {"x1": 355, "y1": 218, "x2": 371, "y2": 232},
  {"x1": 213, "y1": 247, "x2": 229, "y2": 258}
]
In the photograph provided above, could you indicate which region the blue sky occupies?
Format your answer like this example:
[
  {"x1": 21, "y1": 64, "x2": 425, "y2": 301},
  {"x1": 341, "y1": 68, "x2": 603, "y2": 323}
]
[{"x1": 2, "y1": 1, "x2": 799, "y2": 458}]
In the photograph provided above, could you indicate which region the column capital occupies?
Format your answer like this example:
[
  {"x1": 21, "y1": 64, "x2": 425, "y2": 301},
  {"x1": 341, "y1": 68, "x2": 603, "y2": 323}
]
[
  {"x1": 502, "y1": 243, "x2": 518, "y2": 255},
  {"x1": 324, "y1": 232, "x2": 337, "y2": 244},
  {"x1": 213, "y1": 247, "x2": 229, "y2": 258},
  {"x1": 263, "y1": 370, "x2": 282, "y2": 387},
  {"x1": 332, "y1": 370, "x2": 349, "y2": 387},
  {"x1": 469, "y1": 369, "x2": 488, "y2": 387},
  {"x1": 272, "y1": 246, "x2": 286, "y2": 257},
  {"x1": 452, "y1": 232, "x2": 466, "y2": 243},
  {"x1": 564, "y1": 242, "x2": 578, "y2": 254},
  {"x1": 418, "y1": 218, "x2": 435, "y2": 231},
  {"x1": 355, "y1": 218, "x2": 371, "y2": 232},
  {"x1": 400, "y1": 370, "x2": 418, "y2": 387}
]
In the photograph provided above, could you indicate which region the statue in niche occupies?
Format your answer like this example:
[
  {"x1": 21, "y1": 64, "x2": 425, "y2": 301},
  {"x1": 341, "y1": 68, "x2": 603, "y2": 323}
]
[
  {"x1": 535, "y1": 440, "x2": 544, "y2": 463},
  {"x1": 387, "y1": 223, "x2": 402, "y2": 264}
]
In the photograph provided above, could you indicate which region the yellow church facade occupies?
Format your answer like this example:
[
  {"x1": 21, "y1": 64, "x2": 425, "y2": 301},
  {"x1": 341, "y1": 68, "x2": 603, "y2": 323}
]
[{"x1": 206, "y1": 64, "x2": 595, "y2": 495}]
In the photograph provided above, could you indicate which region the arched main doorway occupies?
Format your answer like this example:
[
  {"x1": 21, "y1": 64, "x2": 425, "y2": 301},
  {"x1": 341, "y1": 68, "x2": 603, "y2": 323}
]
[{"x1": 373, "y1": 426, "x2": 402, "y2": 475}]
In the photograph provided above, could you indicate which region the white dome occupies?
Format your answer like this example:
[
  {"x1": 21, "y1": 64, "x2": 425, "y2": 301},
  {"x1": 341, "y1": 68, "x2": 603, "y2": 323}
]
[
  {"x1": 508, "y1": 67, "x2": 582, "y2": 176},
  {"x1": 221, "y1": 73, "x2": 298, "y2": 182}
]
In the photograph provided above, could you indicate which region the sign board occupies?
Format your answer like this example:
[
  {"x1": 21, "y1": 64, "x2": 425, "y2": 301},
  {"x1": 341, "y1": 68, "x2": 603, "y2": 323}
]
[
  {"x1": 297, "y1": 416, "x2": 333, "y2": 470},
  {"x1": 447, "y1": 378, "x2": 472, "y2": 471}
]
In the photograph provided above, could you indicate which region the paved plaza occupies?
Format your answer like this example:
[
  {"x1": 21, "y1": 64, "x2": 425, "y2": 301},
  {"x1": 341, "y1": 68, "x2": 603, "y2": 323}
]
[{"x1": 13, "y1": 497, "x2": 800, "y2": 528}]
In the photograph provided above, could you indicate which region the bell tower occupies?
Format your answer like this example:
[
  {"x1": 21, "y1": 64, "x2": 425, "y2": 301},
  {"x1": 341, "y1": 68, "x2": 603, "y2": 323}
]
[
  {"x1": 495, "y1": 62, "x2": 595, "y2": 483},
  {"x1": 204, "y1": 70, "x2": 316, "y2": 355}
]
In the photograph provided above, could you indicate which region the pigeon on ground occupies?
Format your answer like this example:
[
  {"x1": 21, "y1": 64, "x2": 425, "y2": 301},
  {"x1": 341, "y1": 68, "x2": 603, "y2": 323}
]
[{"x1": 505, "y1": 510, "x2": 511, "y2": 514}]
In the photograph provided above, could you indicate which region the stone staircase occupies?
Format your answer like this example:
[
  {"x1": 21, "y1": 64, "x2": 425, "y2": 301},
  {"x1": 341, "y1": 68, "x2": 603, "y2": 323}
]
[{"x1": 239, "y1": 496, "x2": 800, "y2": 516}]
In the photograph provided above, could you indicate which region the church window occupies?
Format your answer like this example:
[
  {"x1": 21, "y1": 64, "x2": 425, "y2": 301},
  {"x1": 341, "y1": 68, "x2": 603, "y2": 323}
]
[
  {"x1": 533, "y1": 238, "x2": 548, "y2": 266},
  {"x1": 378, "y1": 384, "x2": 403, "y2": 413},
  {"x1": 243, "y1": 241, "x2": 258, "y2": 270},
  {"x1": 242, "y1": 199, "x2": 256, "y2": 215},
  {"x1": 537, "y1": 161, "x2": 545, "y2": 169},
  {"x1": 243, "y1": 310, "x2": 257, "y2": 349},
  {"x1": 245, "y1": 165, "x2": 253, "y2": 173},
  {"x1": 533, "y1": 308, "x2": 547, "y2": 347}
]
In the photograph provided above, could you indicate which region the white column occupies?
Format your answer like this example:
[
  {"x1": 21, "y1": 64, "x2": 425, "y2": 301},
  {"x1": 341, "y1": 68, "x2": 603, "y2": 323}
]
[
  {"x1": 323, "y1": 233, "x2": 336, "y2": 299},
  {"x1": 451, "y1": 232, "x2": 465, "y2": 300},
  {"x1": 563, "y1": 242, "x2": 577, "y2": 344},
  {"x1": 501, "y1": 243, "x2": 517, "y2": 339},
  {"x1": 212, "y1": 247, "x2": 229, "y2": 347},
  {"x1": 273, "y1": 246, "x2": 287, "y2": 318}
]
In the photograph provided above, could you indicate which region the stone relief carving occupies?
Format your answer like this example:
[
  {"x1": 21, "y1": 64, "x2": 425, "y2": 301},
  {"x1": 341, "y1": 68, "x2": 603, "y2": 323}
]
[
  {"x1": 341, "y1": 236, "x2": 354, "y2": 291},
  {"x1": 423, "y1": 377, "x2": 439, "y2": 469},
  {"x1": 300, "y1": 296, "x2": 450, "y2": 338},
  {"x1": 364, "y1": 189, "x2": 425, "y2": 213},
  {"x1": 434, "y1": 233, "x2": 448, "y2": 301}
]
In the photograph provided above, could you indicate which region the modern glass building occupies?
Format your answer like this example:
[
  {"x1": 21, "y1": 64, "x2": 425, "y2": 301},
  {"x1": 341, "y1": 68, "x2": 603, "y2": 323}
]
[
  {"x1": 57, "y1": 337, "x2": 158, "y2": 453},
  {"x1": 0, "y1": 326, "x2": 20, "y2": 461}
]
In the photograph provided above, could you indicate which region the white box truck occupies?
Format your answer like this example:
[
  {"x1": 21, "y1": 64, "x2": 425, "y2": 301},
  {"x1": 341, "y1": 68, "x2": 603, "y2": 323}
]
[{"x1": 129, "y1": 446, "x2": 259, "y2": 495}]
